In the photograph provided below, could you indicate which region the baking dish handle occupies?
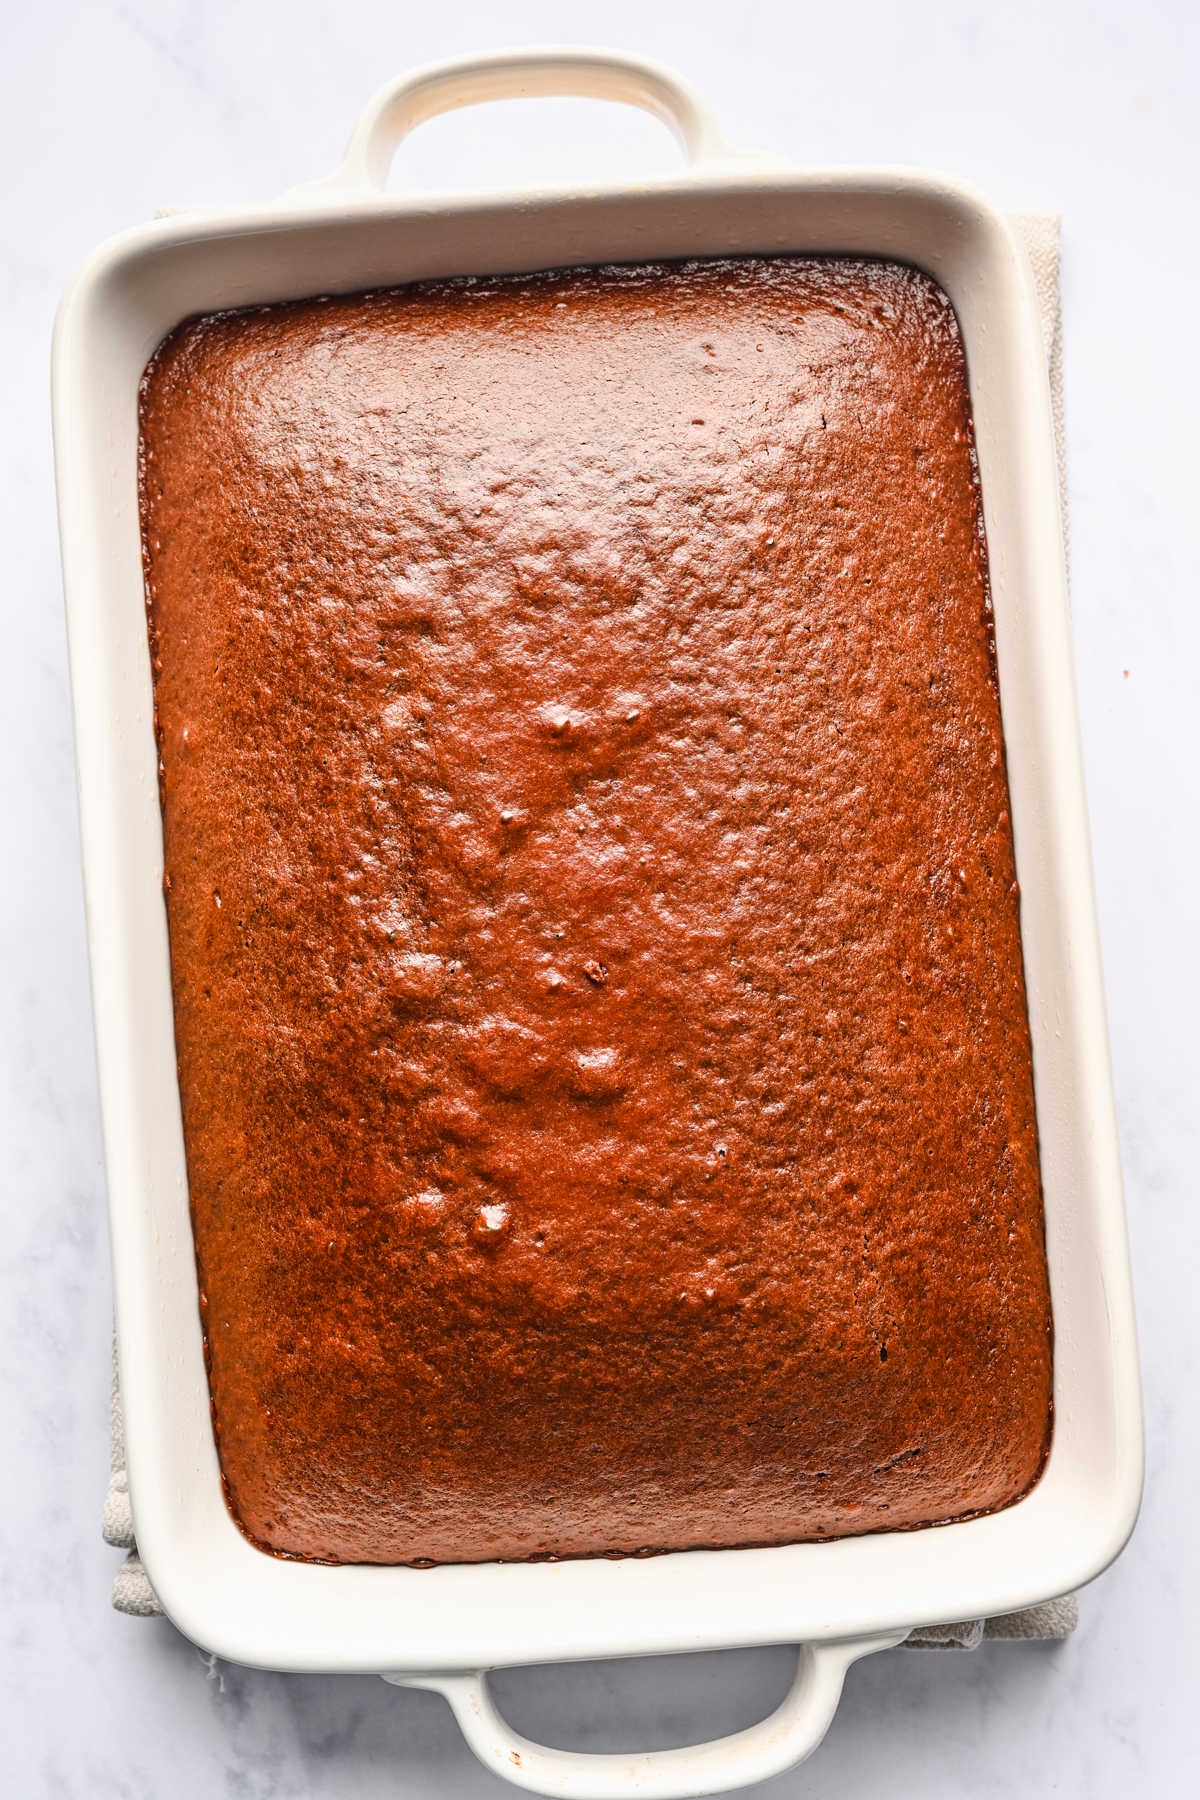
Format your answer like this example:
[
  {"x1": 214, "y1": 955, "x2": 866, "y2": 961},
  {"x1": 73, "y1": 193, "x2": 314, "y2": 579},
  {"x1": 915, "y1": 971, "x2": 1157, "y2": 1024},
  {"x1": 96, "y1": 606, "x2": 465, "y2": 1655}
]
[
  {"x1": 298, "y1": 47, "x2": 781, "y2": 198},
  {"x1": 383, "y1": 1632, "x2": 903, "y2": 1799}
]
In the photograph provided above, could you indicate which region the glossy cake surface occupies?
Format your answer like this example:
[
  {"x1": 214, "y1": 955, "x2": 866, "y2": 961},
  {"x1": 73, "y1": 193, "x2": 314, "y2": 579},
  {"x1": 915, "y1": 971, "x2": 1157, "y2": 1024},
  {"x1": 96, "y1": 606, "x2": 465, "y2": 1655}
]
[{"x1": 139, "y1": 258, "x2": 1053, "y2": 1563}]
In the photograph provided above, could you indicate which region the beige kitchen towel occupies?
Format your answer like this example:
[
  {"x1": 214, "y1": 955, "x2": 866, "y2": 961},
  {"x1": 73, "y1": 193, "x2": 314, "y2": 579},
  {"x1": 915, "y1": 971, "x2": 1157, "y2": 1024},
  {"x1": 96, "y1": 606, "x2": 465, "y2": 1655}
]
[
  {"x1": 105, "y1": 213, "x2": 1075, "y2": 1645},
  {"x1": 103, "y1": 1352, "x2": 160, "y2": 1617}
]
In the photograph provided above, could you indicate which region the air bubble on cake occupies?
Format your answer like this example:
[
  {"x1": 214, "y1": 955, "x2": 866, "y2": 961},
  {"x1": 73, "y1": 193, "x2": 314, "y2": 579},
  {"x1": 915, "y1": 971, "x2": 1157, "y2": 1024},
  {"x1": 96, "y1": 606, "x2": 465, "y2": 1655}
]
[
  {"x1": 472, "y1": 1202, "x2": 510, "y2": 1245},
  {"x1": 386, "y1": 952, "x2": 444, "y2": 1006},
  {"x1": 381, "y1": 697, "x2": 415, "y2": 732},
  {"x1": 569, "y1": 1045, "x2": 627, "y2": 1101},
  {"x1": 463, "y1": 1013, "x2": 546, "y2": 1097},
  {"x1": 422, "y1": 1096, "x2": 485, "y2": 1145},
  {"x1": 540, "y1": 704, "x2": 584, "y2": 742}
]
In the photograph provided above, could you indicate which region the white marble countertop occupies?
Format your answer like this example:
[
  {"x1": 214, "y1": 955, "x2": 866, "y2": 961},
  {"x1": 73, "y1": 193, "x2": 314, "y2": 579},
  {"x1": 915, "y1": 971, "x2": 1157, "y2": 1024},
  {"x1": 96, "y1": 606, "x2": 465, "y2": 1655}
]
[{"x1": 5, "y1": 0, "x2": 1197, "y2": 1793}]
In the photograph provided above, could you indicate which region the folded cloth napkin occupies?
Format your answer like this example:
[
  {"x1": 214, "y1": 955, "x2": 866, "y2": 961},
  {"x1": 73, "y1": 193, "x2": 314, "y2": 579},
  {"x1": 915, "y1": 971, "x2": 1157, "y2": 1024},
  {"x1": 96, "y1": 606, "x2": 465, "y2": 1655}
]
[{"x1": 104, "y1": 212, "x2": 1075, "y2": 1647}]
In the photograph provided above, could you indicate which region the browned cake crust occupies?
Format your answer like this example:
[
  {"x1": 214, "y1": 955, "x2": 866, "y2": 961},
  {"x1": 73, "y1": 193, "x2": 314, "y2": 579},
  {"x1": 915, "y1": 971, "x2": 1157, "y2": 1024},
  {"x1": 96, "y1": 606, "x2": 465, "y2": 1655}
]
[{"x1": 139, "y1": 257, "x2": 1052, "y2": 1564}]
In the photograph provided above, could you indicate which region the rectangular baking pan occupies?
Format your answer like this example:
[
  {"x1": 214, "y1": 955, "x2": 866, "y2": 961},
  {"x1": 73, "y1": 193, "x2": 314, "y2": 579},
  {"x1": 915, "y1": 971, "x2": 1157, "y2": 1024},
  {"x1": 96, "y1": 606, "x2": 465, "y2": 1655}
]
[{"x1": 53, "y1": 48, "x2": 1142, "y2": 1800}]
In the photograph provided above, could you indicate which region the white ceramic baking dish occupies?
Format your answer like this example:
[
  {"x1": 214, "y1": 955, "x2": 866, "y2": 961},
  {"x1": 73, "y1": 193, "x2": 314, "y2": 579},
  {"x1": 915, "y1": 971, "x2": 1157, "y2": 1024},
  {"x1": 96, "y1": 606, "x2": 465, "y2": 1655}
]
[{"x1": 53, "y1": 48, "x2": 1142, "y2": 1800}]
